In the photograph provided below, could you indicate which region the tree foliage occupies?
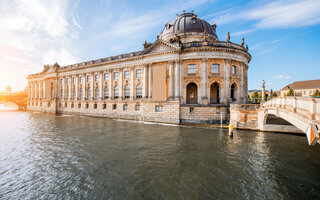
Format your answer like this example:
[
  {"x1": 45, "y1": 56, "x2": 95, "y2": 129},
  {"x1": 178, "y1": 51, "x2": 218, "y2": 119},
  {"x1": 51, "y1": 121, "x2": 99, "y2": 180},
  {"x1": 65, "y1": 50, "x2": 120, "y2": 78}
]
[
  {"x1": 286, "y1": 89, "x2": 294, "y2": 96},
  {"x1": 312, "y1": 89, "x2": 320, "y2": 97}
]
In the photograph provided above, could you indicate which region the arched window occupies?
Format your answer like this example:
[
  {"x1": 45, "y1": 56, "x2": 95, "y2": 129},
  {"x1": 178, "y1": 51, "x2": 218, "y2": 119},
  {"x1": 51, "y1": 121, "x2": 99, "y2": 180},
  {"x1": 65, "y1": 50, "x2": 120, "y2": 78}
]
[
  {"x1": 80, "y1": 88, "x2": 84, "y2": 100},
  {"x1": 124, "y1": 85, "x2": 130, "y2": 99},
  {"x1": 186, "y1": 82, "x2": 198, "y2": 104},
  {"x1": 114, "y1": 86, "x2": 119, "y2": 99},
  {"x1": 136, "y1": 84, "x2": 142, "y2": 99},
  {"x1": 104, "y1": 86, "x2": 109, "y2": 98},
  {"x1": 231, "y1": 83, "x2": 237, "y2": 101},
  {"x1": 87, "y1": 87, "x2": 92, "y2": 99},
  {"x1": 210, "y1": 82, "x2": 220, "y2": 104},
  {"x1": 95, "y1": 87, "x2": 100, "y2": 100}
]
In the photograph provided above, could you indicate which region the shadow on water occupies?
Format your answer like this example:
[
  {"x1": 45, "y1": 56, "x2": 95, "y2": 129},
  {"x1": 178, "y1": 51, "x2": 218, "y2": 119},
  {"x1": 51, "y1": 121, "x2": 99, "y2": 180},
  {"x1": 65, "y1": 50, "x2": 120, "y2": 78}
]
[{"x1": 0, "y1": 112, "x2": 319, "y2": 199}]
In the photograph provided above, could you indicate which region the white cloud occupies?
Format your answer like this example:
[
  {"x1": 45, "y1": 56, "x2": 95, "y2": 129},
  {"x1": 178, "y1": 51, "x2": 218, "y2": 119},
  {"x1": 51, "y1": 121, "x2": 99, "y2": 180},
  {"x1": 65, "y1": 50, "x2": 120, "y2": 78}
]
[
  {"x1": 212, "y1": 0, "x2": 320, "y2": 29},
  {"x1": 0, "y1": 0, "x2": 81, "y2": 91},
  {"x1": 274, "y1": 75, "x2": 291, "y2": 79}
]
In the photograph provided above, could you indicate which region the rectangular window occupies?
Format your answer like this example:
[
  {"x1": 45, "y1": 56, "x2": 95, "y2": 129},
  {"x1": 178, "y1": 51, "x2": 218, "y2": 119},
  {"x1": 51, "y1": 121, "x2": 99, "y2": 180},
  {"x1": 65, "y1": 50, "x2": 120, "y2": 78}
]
[
  {"x1": 71, "y1": 103, "x2": 74, "y2": 108},
  {"x1": 212, "y1": 64, "x2": 219, "y2": 73},
  {"x1": 136, "y1": 69, "x2": 142, "y2": 78},
  {"x1": 95, "y1": 74, "x2": 99, "y2": 82},
  {"x1": 94, "y1": 103, "x2": 97, "y2": 109},
  {"x1": 189, "y1": 107, "x2": 194, "y2": 113},
  {"x1": 86, "y1": 103, "x2": 89, "y2": 109},
  {"x1": 135, "y1": 104, "x2": 140, "y2": 111},
  {"x1": 113, "y1": 104, "x2": 117, "y2": 110},
  {"x1": 123, "y1": 104, "x2": 128, "y2": 111},
  {"x1": 124, "y1": 71, "x2": 130, "y2": 79},
  {"x1": 188, "y1": 64, "x2": 197, "y2": 74},
  {"x1": 232, "y1": 66, "x2": 236, "y2": 74},
  {"x1": 304, "y1": 91, "x2": 306, "y2": 95},
  {"x1": 310, "y1": 90, "x2": 312, "y2": 95},
  {"x1": 104, "y1": 73, "x2": 108, "y2": 81},
  {"x1": 48, "y1": 102, "x2": 51, "y2": 107},
  {"x1": 103, "y1": 104, "x2": 106, "y2": 109},
  {"x1": 155, "y1": 105, "x2": 163, "y2": 112},
  {"x1": 87, "y1": 75, "x2": 91, "y2": 82},
  {"x1": 78, "y1": 103, "x2": 81, "y2": 108},
  {"x1": 114, "y1": 72, "x2": 119, "y2": 80},
  {"x1": 65, "y1": 102, "x2": 67, "y2": 107},
  {"x1": 73, "y1": 77, "x2": 76, "y2": 83}
]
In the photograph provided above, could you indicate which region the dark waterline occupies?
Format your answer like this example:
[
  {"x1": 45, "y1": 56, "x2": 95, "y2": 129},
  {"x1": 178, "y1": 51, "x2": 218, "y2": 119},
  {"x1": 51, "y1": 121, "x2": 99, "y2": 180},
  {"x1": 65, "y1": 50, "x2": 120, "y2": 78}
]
[{"x1": 0, "y1": 111, "x2": 319, "y2": 199}]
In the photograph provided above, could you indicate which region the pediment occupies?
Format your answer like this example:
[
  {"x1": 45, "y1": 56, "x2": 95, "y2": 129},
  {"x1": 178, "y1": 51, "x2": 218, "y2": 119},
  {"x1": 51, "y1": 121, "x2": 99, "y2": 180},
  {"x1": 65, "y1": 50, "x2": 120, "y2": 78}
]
[{"x1": 142, "y1": 40, "x2": 180, "y2": 54}]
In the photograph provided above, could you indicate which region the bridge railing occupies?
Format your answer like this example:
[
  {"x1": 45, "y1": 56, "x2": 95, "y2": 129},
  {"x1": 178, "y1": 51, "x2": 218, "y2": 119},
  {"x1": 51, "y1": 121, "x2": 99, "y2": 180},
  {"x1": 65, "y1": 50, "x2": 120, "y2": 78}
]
[{"x1": 262, "y1": 97, "x2": 320, "y2": 120}]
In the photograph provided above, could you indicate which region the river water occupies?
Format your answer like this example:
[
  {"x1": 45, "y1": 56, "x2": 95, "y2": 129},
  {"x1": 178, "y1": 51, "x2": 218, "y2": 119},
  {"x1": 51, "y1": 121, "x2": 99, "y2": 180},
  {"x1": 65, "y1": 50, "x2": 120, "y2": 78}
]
[{"x1": 0, "y1": 111, "x2": 319, "y2": 199}]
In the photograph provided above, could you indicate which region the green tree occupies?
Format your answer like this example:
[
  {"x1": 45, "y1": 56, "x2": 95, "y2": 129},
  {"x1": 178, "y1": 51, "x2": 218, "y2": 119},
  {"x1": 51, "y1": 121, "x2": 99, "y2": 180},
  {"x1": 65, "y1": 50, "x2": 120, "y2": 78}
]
[
  {"x1": 286, "y1": 89, "x2": 294, "y2": 96},
  {"x1": 272, "y1": 92, "x2": 278, "y2": 97},
  {"x1": 251, "y1": 91, "x2": 259, "y2": 103},
  {"x1": 312, "y1": 89, "x2": 320, "y2": 97}
]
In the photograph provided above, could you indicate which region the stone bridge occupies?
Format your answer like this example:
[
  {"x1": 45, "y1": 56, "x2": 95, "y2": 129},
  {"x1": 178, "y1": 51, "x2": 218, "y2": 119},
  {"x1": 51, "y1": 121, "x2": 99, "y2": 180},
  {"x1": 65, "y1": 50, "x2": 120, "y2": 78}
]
[
  {"x1": 230, "y1": 97, "x2": 320, "y2": 143},
  {"x1": 0, "y1": 95, "x2": 27, "y2": 110}
]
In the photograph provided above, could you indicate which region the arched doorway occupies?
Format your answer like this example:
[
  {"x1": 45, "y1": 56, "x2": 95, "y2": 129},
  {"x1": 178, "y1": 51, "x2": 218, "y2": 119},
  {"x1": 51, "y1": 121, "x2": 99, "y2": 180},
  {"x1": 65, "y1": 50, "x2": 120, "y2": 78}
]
[
  {"x1": 186, "y1": 82, "x2": 197, "y2": 104},
  {"x1": 231, "y1": 83, "x2": 237, "y2": 101},
  {"x1": 210, "y1": 82, "x2": 220, "y2": 104}
]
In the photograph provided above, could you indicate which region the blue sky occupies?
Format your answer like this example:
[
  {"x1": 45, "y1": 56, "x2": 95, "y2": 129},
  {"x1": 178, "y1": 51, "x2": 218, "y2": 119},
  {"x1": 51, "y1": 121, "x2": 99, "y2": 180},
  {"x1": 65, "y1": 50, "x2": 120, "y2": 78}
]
[{"x1": 0, "y1": 0, "x2": 319, "y2": 91}]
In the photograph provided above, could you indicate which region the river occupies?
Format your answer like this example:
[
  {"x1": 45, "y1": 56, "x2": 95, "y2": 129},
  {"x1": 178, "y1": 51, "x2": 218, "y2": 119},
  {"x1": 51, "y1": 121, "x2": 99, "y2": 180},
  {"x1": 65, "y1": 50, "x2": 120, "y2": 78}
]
[{"x1": 0, "y1": 111, "x2": 319, "y2": 199}]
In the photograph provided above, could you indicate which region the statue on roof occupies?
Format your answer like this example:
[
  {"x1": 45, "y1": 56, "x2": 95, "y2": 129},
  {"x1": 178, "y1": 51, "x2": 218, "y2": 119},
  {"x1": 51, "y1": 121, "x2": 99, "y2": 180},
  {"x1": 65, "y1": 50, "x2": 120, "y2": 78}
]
[
  {"x1": 226, "y1": 32, "x2": 230, "y2": 42},
  {"x1": 143, "y1": 41, "x2": 152, "y2": 50},
  {"x1": 241, "y1": 37, "x2": 245, "y2": 47}
]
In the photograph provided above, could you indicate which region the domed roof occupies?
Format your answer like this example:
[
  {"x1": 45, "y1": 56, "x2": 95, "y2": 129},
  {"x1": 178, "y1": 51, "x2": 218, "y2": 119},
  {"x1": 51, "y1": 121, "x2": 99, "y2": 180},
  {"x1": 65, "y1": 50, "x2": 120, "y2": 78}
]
[{"x1": 159, "y1": 13, "x2": 218, "y2": 40}]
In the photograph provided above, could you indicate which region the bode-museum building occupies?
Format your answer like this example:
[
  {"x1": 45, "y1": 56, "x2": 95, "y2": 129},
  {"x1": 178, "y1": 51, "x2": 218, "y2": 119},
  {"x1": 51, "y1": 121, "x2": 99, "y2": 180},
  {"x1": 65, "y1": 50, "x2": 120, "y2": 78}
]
[{"x1": 27, "y1": 12, "x2": 251, "y2": 124}]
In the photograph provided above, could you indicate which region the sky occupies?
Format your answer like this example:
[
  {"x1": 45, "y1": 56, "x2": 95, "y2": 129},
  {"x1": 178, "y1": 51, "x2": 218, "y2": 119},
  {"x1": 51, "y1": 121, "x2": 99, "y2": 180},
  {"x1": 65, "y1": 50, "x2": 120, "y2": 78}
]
[{"x1": 0, "y1": 0, "x2": 320, "y2": 92}]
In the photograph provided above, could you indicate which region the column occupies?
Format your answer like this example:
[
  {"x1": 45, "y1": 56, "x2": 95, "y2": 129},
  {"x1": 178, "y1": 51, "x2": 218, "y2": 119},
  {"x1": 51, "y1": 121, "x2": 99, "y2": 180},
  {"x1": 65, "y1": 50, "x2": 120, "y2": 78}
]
[
  {"x1": 109, "y1": 70, "x2": 113, "y2": 99},
  {"x1": 179, "y1": 60, "x2": 184, "y2": 104},
  {"x1": 174, "y1": 60, "x2": 180, "y2": 100},
  {"x1": 119, "y1": 69, "x2": 123, "y2": 100},
  {"x1": 142, "y1": 64, "x2": 148, "y2": 99},
  {"x1": 75, "y1": 75, "x2": 79, "y2": 100},
  {"x1": 38, "y1": 81, "x2": 41, "y2": 100},
  {"x1": 240, "y1": 63, "x2": 244, "y2": 103},
  {"x1": 201, "y1": 58, "x2": 208, "y2": 105},
  {"x1": 223, "y1": 59, "x2": 231, "y2": 104},
  {"x1": 68, "y1": 76, "x2": 72, "y2": 100},
  {"x1": 99, "y1": 71, "x2": 103, "y2": 100},
  {"x1": 90, "y1": 73, "x2": 94, "y2": 101},
  {"x1": 130, "y1": 67, "x2": 135, "y2": 100},
  {"x1": 148, "y1": 63, "x2": 152, "y2": 99},
  {"x1": 168, "y1": 61, "x2": 174, "y2": 100}
]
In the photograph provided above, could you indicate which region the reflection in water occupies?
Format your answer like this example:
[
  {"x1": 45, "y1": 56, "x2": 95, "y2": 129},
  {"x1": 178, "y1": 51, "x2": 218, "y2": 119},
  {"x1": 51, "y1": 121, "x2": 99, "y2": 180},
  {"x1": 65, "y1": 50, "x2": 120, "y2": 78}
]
[
  {"x1": 0, "y1": 111, "x2": 319, "y2": 199},
  {"x1": 0, "y1": 103, "x2": 18, "y2": 111}
]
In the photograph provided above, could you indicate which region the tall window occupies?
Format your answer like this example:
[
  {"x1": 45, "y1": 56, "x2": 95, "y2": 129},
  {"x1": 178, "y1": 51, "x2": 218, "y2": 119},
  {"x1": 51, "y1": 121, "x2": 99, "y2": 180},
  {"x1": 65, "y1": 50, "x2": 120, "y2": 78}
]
[
  {"x1": 104, "y1": 86, "x2": 109, "y2": 98},
  {"x1": 87, "y1": 75, "x2": 91, "y2": 82},
  {"x1": 73, "y1": 89, "x2": 76, "y2": 100},
  {"x1": 95, "y1": 74, "x2": 99, "y2": 81},
  {"x1": 136, "y1": 69, "x2": 142, "y2": 78},
  {"x1": 80, "y1": 76, "x2": 83, "y2": 83},
  {"x1": 80, "y1": 88, "x2": 84, "y2": 99},
  {"x1": 73, "y1": 77, "x2": 76, "y2": 83},
  {"x1": 114, "y1": 86, "x2": 119, "y2": 98},
  {"x1": 188, "y1": 64, "x2": 197, "y2": 74},
  {"x1": 124, "y1": 71, "x2": 130, "y2": 79},
  {"x1": 66, "y1": 86, "x2": 70, "y2": 99},
  {"x1": 212, "y1": 64, "x2": 220, "y2": 73},
  {"x1": 87, "y1": 87, "x2": 92, "y2": 99},
  {"x1": 66, "y1": 78, "x2": 70, "y2": 84},
  {"x1": 95, "y1": 87, "x2": 100, "y2": 99},
  {"x1": 136, "y1": 84, "x2": 142, "y2": 99},
  {"x1": 60, "y1": 87, "x2": 63, "y2": 99},
  {"x1": 124, "y1": 85, "x2": 130, "y2": 98},
  {"x1": 104, "y1": 73, "x2": 108, "y2": 81},
  {"x1": 114, "y1": 72, "x2": 119, "y2": 80},
  {"x1": 156, "y1": 105, "x2": 163, "y2": 112},
  {"x1": 232, "y1": 66, "x2": 236, "y2": 74}
]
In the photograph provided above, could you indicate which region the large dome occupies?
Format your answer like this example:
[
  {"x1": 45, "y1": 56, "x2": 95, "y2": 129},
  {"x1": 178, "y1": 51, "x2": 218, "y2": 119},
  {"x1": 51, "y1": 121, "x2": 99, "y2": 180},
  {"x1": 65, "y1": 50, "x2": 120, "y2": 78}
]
[{"x1": 159, "y1": 13, "x2": 218, "y2": 40}]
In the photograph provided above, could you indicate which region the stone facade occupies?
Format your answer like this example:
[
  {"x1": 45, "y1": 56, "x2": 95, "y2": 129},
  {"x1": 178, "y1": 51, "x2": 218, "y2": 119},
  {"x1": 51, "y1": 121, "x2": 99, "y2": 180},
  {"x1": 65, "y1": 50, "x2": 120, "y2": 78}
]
[{"x1": 27, "y1": 13, "x2": 251, "y2": 124}]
